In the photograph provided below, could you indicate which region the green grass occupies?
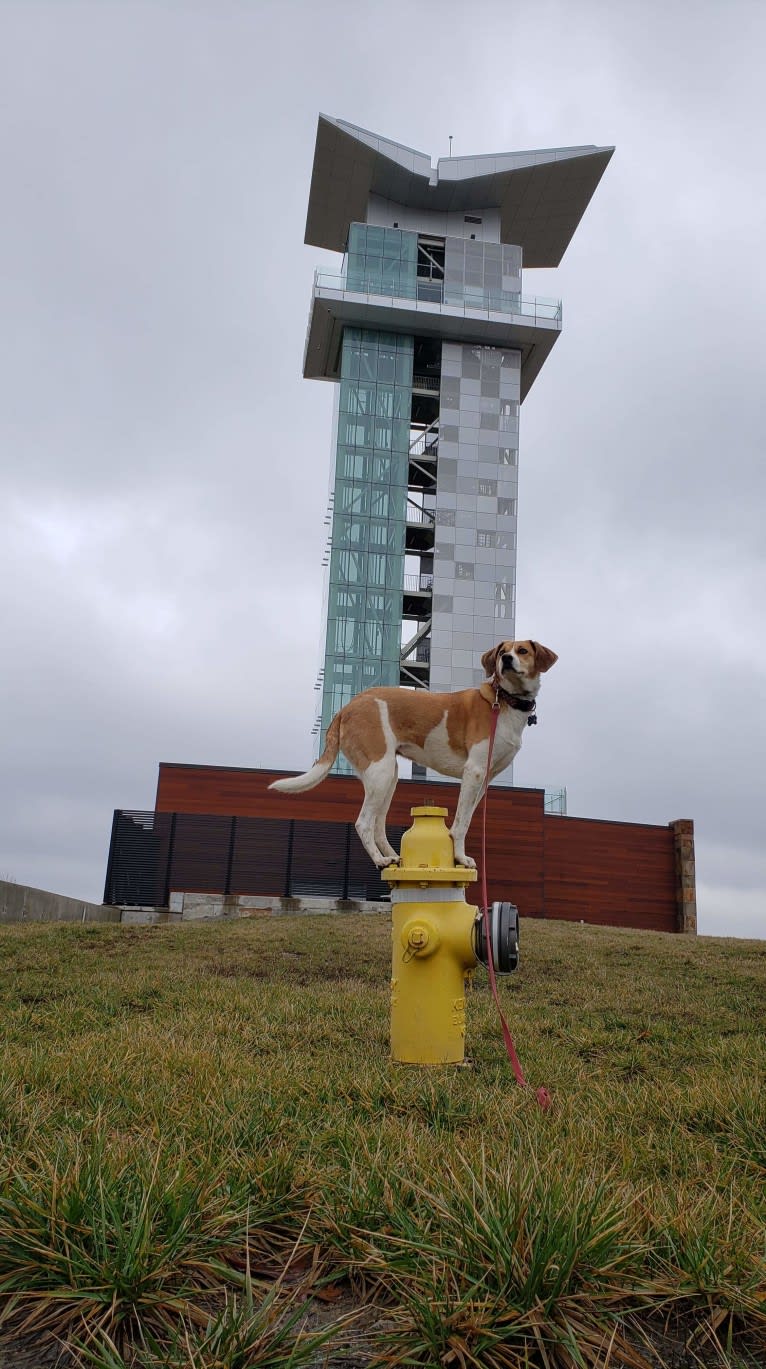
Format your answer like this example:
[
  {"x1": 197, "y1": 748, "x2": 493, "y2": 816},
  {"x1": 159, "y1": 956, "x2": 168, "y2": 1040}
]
[{"x1": 0, "y1": 914, "x2": 764, "y2": 1367}]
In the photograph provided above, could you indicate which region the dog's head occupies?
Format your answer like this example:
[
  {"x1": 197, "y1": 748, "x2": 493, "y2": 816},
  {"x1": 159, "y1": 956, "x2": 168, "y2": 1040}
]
[{"x1": 481, "y1": 640, "x2": 558, "y2": 694}]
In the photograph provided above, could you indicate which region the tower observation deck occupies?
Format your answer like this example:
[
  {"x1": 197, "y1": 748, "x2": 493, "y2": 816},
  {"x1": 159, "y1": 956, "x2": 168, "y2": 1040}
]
[{"x1": 304, "y1": 115, "x2": 612, "y2": 773}]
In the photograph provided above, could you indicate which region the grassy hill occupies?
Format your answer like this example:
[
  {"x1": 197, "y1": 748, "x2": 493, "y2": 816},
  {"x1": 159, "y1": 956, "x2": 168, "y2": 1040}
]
[{"x1": 0, "y1": 914, "x2": 764, "y2": 1368}]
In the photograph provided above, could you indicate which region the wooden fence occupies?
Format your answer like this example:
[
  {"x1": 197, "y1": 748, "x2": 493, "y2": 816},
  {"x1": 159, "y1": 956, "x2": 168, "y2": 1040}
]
[{"x1": 138, "y1": 763, "x2": 696, "y2": 934}]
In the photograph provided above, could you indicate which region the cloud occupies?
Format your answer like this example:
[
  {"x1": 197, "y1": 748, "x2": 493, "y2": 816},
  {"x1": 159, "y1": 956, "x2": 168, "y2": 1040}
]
[{"x1": 698, "y1": 884, "x2": 766, "y2": 941}]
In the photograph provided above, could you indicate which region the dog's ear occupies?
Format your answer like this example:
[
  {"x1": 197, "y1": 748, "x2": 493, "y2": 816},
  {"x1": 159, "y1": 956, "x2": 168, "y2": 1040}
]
[
  {"x1": 530, "y1": 641, "x2": 558, "y2": 673},
  {"x1": 481, "y1": 643, "x2": 504, "y2": 678}
]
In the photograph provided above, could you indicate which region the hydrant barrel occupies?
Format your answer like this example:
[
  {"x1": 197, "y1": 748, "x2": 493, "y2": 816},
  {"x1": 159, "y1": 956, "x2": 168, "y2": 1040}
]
[{"x1": 383, "y1": 806, "x2": 478, "y2": 1065}]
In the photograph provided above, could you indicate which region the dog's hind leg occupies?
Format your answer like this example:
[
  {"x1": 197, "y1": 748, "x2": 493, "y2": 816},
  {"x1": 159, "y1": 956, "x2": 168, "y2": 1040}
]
[
  {"x1": 356, "y1": 756, "x2": 398, "y2": 868},
  {"x1": 374, "y1": 771, "x2": 400, "y2": 862}
]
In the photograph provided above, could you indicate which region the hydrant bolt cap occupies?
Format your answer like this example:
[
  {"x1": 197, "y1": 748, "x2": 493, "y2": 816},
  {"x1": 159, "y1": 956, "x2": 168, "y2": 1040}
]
[{"x1": 401, "y1": 917, "x2": 440, "y2": 958}]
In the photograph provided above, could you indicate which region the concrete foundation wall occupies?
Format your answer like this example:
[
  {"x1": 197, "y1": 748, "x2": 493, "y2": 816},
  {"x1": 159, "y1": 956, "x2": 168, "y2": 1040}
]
[
  {"x1": 0, "y1": 879, "x2": 122, "y2": 925},
  {"x1": 121, "y1": 893, "x2": 389, "y2": 925},
  {"x1": 0, "y1": 879, "x2": 388, "y2": 929},
  {"x1": 167, "y1": 891, "x2": 389, "y2": 923}
]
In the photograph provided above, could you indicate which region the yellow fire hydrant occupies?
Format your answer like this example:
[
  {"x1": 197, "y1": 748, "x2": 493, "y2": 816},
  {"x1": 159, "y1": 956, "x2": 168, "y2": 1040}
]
[{"x1": 383, "y1": 806, "x2": 479, "y2": 1065}]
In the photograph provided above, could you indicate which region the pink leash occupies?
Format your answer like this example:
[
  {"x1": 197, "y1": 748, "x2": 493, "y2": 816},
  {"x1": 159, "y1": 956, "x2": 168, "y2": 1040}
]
[{"x1": 480, "y1": 695, "x2": 552, "y2": 1111}]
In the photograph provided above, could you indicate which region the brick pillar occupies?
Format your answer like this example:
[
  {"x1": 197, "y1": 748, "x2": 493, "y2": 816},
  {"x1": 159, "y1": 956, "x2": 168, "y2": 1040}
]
[{"x1": 671, "y1": 819, "x2": 697, "y2": 934}]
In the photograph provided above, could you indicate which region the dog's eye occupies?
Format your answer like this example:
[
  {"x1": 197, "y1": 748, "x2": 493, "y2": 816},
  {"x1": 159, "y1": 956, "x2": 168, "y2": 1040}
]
[{"x1": 517, "y1": 647, "x2": 528, "y2": 656}]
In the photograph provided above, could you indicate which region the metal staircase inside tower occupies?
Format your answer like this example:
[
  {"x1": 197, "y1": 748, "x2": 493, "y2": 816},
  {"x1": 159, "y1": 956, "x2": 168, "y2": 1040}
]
[{"x1": 401, "y1": 337, "x2": 441, "y2": 689}]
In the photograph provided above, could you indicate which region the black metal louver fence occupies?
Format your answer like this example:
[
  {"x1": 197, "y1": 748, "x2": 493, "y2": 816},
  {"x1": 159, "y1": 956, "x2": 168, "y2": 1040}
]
[{"x1": 103, "y1": 811, "x2": 406, "y2": 908}]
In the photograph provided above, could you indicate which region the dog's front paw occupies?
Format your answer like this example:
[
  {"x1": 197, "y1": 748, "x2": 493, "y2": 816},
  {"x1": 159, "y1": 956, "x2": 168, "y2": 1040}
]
[
  {"x1": 454, "y1": 853, "x2": 477, "y2": 870},
  {"x1": 374, "y1": 855, "x2": 399, "y2": 869}
]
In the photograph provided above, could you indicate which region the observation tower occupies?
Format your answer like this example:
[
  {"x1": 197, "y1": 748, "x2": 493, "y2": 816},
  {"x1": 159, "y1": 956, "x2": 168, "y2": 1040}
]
[{"x1": 303, "y1": 116, "x2": 612, "y2": 773}]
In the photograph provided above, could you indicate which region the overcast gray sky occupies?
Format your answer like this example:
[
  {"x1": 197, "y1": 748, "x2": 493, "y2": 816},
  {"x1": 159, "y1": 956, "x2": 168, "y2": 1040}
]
[{"x1": 1, "y1": 0, "x2": 764, "y2": 937}]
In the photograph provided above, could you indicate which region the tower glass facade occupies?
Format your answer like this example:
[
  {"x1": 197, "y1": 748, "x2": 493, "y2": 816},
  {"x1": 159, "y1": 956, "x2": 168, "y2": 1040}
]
[
  {"x1": 346, "y1": 223, "x2": 417, "y2": 299},
  {"x1": 320, "y1": 326, "x2": 414, "y2": 759}
]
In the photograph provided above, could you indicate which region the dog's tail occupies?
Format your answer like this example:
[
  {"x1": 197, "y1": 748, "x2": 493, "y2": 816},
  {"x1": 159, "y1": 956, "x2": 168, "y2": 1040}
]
[{"x1": 268, "y1": 711, "x2": 342, "y2": 794}]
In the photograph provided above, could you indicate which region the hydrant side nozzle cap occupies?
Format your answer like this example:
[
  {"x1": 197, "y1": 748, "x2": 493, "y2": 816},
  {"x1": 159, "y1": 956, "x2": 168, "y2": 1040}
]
[{"x1": 410, "y1": 806, "x2": 449, "y2": 817}]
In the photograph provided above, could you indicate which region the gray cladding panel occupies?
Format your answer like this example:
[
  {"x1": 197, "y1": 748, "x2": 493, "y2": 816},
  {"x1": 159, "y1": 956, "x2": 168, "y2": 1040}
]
[
  {"x1": 433, "y1": 338, "x2": 521, "y2": 686},
  {"x1": 444, "y1": 236, "x2": 522, "y2": 312}
]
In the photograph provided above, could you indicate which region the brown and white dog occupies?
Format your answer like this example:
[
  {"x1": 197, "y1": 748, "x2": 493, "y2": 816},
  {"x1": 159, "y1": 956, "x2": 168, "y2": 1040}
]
[{"x1": 270, "y1": 640, "x2": 557, "y2": 869}]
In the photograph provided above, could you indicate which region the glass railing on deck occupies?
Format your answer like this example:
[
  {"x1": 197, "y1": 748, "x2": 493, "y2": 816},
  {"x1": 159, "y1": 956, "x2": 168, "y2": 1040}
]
[{"x1": 314, "y1": 269, "x2": 562, "y2": 324}]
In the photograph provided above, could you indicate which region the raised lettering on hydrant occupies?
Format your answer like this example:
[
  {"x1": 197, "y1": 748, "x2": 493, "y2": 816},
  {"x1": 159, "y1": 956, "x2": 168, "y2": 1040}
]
[{"x1": 383, "y1": 806, "x2": 479, "y2": 1066}]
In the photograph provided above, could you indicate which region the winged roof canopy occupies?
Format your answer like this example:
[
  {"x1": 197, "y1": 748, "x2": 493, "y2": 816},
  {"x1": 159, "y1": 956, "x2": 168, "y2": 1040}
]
[{"x1": 305, "y1": 115, "x2": 614, "y2": 267}]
